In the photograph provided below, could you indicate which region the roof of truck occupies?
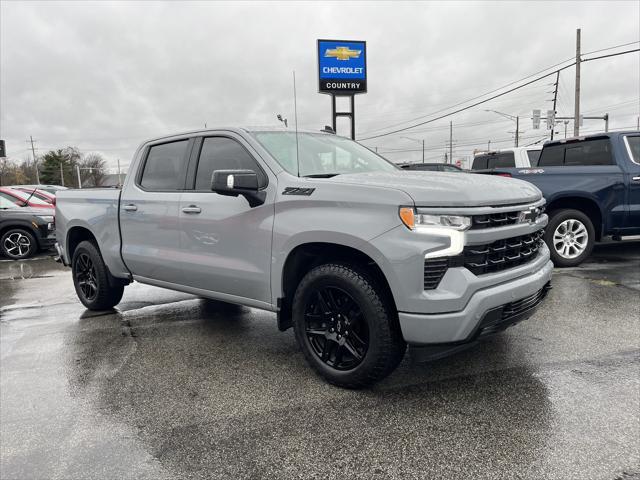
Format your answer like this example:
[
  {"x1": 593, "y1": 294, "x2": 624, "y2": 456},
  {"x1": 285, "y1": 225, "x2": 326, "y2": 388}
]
[
  {"x1": 545, "y1": 130, "x2": 638, "y2": 147},
  {"x1": 142, "y1": 126, "x2": 336, "y2": 144}
]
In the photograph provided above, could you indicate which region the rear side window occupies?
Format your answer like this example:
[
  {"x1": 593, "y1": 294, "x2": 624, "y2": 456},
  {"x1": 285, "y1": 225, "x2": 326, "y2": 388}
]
[
  {"x1": 539, "y1": 139, "x2": 613, "y2": 167},
  {"x1": 527, "y1": 150, "x2": 541, "y2": 166},
  {"x1": 194, "y1": 137, "x2": 267, "y2": 190},
  {"x1": 626, "y1": 136, "x2": 640, "y2": 164},
  {"x1": 538, "y1": 144, "x2": 565, "y2": 166},
  {"x1": 488, "y1": 152, "x2": 515, "y2": 168},
  {"x1": 564, "y1": 139, "x2": 613, "y2": 166},
  {"x1": 140, "y1": 140, "x2": 189, "y2": 190},
  {"x1": 472, "y1": 155, "x2": 489, "y2": 170}
]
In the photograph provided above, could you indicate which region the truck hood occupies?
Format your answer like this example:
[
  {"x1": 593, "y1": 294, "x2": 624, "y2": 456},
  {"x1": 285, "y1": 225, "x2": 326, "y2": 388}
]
[{"x1": 329, "y1": 171, "x2": 542, "y2": 207}]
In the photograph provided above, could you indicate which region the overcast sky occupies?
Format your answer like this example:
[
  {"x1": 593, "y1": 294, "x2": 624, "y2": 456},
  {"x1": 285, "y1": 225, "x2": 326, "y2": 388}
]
[{"x1": 1, "y1": 0, "x2": 639, "y2": 170}]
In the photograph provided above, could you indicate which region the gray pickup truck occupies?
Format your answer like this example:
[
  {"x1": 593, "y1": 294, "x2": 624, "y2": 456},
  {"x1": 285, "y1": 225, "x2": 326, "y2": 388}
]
[{"x1": 55, "y1": 128, "x2": 553, "y2": 387}]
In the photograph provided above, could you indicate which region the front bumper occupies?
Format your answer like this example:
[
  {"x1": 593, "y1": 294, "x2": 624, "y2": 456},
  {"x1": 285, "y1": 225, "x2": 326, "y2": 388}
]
[{"x1": 398, "y1": 258, "x2": 553, "y2": 345}]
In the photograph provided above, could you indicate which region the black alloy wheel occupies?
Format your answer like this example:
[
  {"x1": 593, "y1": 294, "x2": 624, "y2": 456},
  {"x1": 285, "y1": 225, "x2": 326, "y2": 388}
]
[
  {"x1": 1, "y1": 229, "x2": 37, "y2": 259},
  {"x1": 74, "y1": 252, "x2": 98, "y2": 302},
  {"x1": 304, "y1": 286, "x2": 369, "y2": 371},
  {"x1": 293, "y1": 263, "x2": 406, "y2": 388}
]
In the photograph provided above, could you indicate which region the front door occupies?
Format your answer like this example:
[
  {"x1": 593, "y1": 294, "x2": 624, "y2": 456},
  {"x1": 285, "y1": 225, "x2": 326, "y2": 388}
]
[{"x1": 178, "y1": 134, "x2": 276, "y2": 306}]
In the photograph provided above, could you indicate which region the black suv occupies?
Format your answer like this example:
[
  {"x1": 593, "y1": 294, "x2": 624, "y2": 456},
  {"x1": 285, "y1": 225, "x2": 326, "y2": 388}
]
[{"x1": 0, "y1": 202, "x2": 56, "y2": 259}]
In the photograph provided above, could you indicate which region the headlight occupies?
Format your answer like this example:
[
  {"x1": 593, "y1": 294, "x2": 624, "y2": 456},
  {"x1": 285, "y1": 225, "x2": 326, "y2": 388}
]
[
  {"x1": 37, "y1": 215, "x2": 54, "y2": 223},
  {"x1": 399, "y1": 207, "x2": 469, "y2": 259},
  {"x1": 399, "y1": 208, "x2": 471, "y2": 231}
]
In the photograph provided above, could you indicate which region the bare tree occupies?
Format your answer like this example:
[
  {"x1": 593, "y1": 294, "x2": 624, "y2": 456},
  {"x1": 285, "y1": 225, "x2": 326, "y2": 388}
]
[{"x1": 79, "y1": 153, "x2": 107, "y2": 187}]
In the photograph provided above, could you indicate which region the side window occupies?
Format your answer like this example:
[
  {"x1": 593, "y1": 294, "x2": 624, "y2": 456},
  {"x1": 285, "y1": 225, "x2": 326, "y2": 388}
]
[
  {"x1": 565, "y1": 139, "x2": 613, "y2": 166},
  {"x1": 626, "y1": 136, "x2": 640, "y2": 164},
  {"x1": 489, "y1": 152, "x2": 515, "y2": 168},
  {"x1": 195, "y1": 137, "x2": 266, "y2": 190},
  {"x1": 527, "y1": 150, "x2": 541, "y2": 166},
  {"x1": 0, "y1": 192, "x2": 19, "y2": 208},
  {"x1": 472, "y1": 155, "x2": 489, "y2": 170},
  {"x1": 538, "y1": 144, "x2": 565, "y2": 166},
  {"x1": 140, "y1": 140, "x2": 189, "y2": 190}
]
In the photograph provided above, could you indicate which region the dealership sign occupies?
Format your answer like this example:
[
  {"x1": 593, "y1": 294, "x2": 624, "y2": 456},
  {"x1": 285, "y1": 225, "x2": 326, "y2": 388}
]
[{"x1": 317, "y1": 39, "x2": 367, "y2": 95}]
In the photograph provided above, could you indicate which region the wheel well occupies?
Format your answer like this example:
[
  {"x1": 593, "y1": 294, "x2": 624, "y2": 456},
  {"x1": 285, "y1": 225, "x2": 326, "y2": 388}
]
[
  {"x1": 67, "y1": 227, "x2": 98, "y2": 260},
  {"x1": 278, "y1": 242, "x2": 396, "y2": 331},
  {"x1": 547, "y1": 197, "x2": 603, "y2": 240}
]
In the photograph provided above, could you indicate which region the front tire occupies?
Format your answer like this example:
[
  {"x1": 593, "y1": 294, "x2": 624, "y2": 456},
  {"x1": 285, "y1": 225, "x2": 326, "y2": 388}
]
[
  {"x1": 292, "y1": 263, "x2": 406, "y2": 388},
  {"x1": 1, "y1": 228, "x2": 37, "y2": 260},
  {"x1": 72, "y1": 241, "x2": 124, "y2": 310},
  {"x1": 544, "y1": 209, "x2": 595, "y2": 267}
]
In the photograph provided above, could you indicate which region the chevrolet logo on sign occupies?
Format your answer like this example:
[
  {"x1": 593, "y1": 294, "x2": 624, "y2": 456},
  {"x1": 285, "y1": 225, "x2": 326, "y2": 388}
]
[
  {"x1": 325, "y1": 46, "x2": 361, "y2": 61},
  {"x1": 318, "y1": 39, "x2": 367, "y2": 94}
]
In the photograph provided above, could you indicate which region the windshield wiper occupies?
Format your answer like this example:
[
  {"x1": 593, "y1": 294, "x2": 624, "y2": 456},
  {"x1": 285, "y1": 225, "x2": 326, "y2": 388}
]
[{"x1": 302, "y1": 173, "x2": 341, "y2": 178}]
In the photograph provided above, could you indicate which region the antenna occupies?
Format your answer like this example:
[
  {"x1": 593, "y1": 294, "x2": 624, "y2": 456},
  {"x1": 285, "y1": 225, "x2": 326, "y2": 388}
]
[{"x1": 293, "y1": 70, "x2": 300, "y2": 177}]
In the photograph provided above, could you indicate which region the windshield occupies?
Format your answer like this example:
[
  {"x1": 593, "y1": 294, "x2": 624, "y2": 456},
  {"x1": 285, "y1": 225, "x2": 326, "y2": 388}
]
[{"x1": 252, "y1": 132, "x2": 398, "y2": 177}]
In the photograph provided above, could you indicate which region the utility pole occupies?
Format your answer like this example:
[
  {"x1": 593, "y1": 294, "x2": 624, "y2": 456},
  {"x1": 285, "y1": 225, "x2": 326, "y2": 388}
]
[
  {"x1": 422, "y1": 139, "x2": 425, "y2": 163},
  {"x1": 59, "y1": 161, "x2": 65, "y2": 186},
  {"x1": 488, "y1": 140, "x2": 491, "y2": 151},
  {"x1": 76, "y1": 165, "x2": 82, "y2": 188},
  {"x1": 604, "y1": 113, "x2": 609, "y2": 133},
  {"x1": 448, "y1": 121, "x2": 453, "y2": 164},
  {"x1": 28, "y1": 136, "x2": 40, "y2": 184},
  {"x1": 515, "y1": 116, "x2": 519, "y2": 147},
  {"x1": 550, "y1": 71, "x2": 560, "y2": 140},
  {"x1": 117, "y1": 159, "x2": 122, "y2": 186},
  {"x1": 564, "y1": 120, "x2": 569, "y2": 139},
  {"x1": 574, "y1": 28, "x2": 581, "y2": 136}
]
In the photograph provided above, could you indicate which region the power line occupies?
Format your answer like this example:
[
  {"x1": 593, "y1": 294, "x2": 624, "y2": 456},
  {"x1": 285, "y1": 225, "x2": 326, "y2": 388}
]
[
  {"x1": 357, "y1": 41, "x2": 640, "y2": 141},
  {"x1": 582, "y1": 48, "x2": 640, "y2": 62},
  {"x1": 358, "y1": 67, "x2": 571, "y2": 141},
  {"x1": 357, "y1": 57, "x2": 576, "y2": 137},
  {"x1": 582, "y1": 41, "x2": 640, "y2": 56}
]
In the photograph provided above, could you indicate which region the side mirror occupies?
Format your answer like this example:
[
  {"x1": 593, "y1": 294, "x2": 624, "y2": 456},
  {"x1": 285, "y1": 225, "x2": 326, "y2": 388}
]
[{"x1": 211, "y1": 169, "x2": 266, "y2": 207}]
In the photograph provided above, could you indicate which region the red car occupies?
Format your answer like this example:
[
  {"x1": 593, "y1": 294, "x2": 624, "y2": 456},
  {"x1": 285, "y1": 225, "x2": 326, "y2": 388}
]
[
  {"x1": 0, "y1": 187, "x2": 55, "y2": 209},
  {"x1": 13, "y1": 187, "x2": 56, "y2": 205}
]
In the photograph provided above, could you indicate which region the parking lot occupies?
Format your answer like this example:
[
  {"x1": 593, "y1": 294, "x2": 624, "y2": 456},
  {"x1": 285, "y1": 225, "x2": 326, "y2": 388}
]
[{"x1": 1, "y1": 242, "x2": 639, "y2": 480}]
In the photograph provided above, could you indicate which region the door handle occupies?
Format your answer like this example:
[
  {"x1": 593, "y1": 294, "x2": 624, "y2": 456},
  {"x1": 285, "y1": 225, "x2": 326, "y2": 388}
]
[
  {"x1": 181, "y1": 206, "x2": 202, "y2": 214},
  {"x1": 123, "y1": 204, "x2": 138, "y2": 212},
  {"x1": 633, "y1": 176, "x2": 640, "y2": 182}
]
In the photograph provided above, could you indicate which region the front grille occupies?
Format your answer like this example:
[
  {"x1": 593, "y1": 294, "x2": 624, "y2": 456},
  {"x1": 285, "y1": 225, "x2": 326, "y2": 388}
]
[
  {"x1": 471, "y1": 211, "x2": 520, "y2": 229},
  {"x1": 454, "y1": 229, "x2": 545, "y2": 276},
  {"x1": 423, "y1": 258, "x2": 449, "y2": 290}
]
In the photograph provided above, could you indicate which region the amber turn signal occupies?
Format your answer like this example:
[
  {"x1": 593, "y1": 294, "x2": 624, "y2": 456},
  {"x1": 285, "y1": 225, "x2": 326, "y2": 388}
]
[{"x1": 399, "y1": 207, "x2": 415, "y2": 230}]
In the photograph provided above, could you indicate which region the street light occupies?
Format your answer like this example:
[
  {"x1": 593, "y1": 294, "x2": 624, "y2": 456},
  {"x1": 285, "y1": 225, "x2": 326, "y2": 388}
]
[
  {"x1": 484, "y1": 109, "x2": 520, "y2": 147},
  {"x1": 400, "y1": 136, "x2": 425, "y2": 163}
]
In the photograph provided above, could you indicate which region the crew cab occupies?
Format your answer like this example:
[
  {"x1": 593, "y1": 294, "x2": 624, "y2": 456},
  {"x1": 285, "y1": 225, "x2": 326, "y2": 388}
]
[
  {"x1": 55, "y1": 128, "x2": 553, "y2": 387},
  {"x1": 475, "y1": 132, "x2": 640, "y2": 266}
]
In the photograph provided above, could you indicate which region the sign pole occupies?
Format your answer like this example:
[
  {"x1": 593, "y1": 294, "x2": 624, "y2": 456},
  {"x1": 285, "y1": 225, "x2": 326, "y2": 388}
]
[{"x1": 350, "y1": 95, "x2": 355, "y2": 140}]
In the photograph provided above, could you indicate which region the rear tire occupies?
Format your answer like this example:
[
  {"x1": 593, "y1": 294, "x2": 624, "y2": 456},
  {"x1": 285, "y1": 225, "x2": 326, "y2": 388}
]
[
  {"x1": 72, "y1": 241, "x2": 124, "y2": 310},
  {"x1": 544, "y1": 209, "x2": 595, "y2": 267},
  {"x1": 1, "y1": 228, "x2": 37, "y2": 260},
  {"x1": 292, "y1": 263, "x2": 406, "y2": 388}
]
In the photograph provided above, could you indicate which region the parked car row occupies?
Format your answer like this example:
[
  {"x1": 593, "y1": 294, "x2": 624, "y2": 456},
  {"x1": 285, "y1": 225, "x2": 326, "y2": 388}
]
[{"x1": 0, "y1": 185, "x2": 65, "y2": 259}]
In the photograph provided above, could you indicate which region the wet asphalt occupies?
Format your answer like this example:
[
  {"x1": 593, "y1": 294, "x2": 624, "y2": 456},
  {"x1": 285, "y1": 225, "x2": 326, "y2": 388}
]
[{"x1": 1, "y1": 242, "x2": 639, "y2": 480}]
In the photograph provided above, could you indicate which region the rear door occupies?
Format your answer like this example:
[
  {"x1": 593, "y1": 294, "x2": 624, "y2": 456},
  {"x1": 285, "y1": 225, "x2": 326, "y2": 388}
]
[
  {"x1": 120, "y1": 138, "x2": 192, "y2": 283},
  {"x1": 178, "y1": 133, "x2": 276, "y2": 305}
]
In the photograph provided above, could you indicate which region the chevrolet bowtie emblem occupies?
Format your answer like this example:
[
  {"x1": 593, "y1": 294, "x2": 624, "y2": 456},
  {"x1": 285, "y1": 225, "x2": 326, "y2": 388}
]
[{"x1": 324, "y1": 46, "x2": 361, "y2": 61}]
